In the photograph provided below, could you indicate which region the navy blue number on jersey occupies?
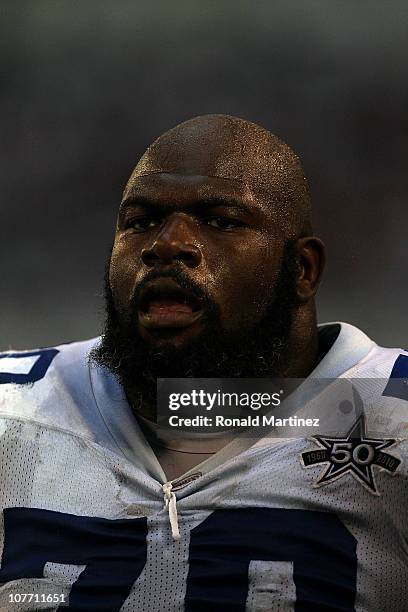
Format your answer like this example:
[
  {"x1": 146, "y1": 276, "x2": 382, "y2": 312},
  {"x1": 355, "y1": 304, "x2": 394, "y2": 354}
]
[
  {"x1": 0, "y1": 507, "x2": 357, "y2": 611},
  {"x1": 0, "y1": 348, "x2": 58, "y2": 385},
  {"x1": 0, "y1": 508, "x2": 147, "y2": 611},
  {"x1": 186, "y1": 508, "x2": 357, "y2": 611}
]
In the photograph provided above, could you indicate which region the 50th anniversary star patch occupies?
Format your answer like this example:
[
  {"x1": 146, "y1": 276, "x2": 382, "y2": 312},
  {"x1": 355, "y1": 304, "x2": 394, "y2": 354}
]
[{"x1": 300, "y1": 413, "x2": 401, "y2": 495}]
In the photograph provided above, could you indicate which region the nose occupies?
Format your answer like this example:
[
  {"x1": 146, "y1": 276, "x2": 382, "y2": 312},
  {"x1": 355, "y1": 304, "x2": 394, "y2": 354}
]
[{"x1": 141, "y1": 214, "x2": 202, "y2": 269}]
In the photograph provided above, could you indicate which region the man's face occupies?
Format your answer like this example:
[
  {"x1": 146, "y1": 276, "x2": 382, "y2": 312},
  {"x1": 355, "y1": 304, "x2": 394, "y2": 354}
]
[
  {"x1": 109, "y1": 172, "x2": 287, "y2": 348},
  {"x1": 93, "y1": 115, "x2": 317, "y2": 408}
]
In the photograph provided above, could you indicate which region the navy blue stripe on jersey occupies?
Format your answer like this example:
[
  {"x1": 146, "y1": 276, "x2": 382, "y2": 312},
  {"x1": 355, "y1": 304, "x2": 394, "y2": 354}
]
[
  {"x1": 382, "y1": 354, "x2": 408, "y2": 402},
  {"x1": 0, "y1": 348, "x2": 58, "y2": 385}
]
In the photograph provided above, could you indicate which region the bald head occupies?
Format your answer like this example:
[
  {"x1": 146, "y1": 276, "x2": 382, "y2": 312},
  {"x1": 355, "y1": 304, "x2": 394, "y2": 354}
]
[
  {"x1": 104, "y1": 114, "x2": 325, "y2": 388},
  {"x1": 125, "y1": 114, "x2": 312, "y2": 236}
]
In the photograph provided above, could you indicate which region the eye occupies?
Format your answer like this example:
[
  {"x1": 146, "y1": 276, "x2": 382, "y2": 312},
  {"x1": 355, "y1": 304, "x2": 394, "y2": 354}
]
[
  {"x1": 204, "y1": 217, "x2": 246, "y2": 230},
  {"x1": 126, "y1": 217, "x2": 162, "y2": 232}
]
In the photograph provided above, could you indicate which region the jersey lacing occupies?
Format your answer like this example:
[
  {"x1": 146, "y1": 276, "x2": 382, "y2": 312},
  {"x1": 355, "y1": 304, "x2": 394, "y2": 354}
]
[{"x1": 162, "y1": 482, "x2": 180, "y2": 540}]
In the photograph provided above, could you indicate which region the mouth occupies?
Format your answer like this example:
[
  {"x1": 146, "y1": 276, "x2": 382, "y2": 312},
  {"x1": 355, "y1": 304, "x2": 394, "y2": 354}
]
[{"x1": 138, "y1": 278, "x2": 204, "y2": 330}]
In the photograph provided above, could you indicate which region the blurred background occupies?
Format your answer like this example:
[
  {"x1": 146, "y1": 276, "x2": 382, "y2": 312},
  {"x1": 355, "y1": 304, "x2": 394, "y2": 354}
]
[{"x1": 1, "y1": 1, "x2": 407, "y2": 350}]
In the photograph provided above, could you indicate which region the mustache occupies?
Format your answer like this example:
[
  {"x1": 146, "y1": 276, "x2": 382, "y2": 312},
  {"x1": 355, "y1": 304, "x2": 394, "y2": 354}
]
[{"x1": 130, "y1": 268, "x2": 218, "y2": 316}]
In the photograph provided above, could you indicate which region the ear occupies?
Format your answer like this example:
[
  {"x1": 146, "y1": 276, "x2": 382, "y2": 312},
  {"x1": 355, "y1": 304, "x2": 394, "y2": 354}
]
[{"x1": 295, "y1": 236, "x2": 326, "y2": 301}]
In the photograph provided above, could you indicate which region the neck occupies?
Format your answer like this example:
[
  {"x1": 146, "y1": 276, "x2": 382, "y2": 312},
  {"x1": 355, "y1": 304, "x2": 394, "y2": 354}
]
[
  {"x1": 127, "y1": 391, "x2": 156, "y2": 422},
  {"x1": 281, "y1": 306, "x2": 320, "y2": 378}
]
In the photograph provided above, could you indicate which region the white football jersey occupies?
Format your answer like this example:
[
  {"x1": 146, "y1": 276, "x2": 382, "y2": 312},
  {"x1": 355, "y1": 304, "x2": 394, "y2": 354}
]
[{"x1": 0, "y1": 322, "x2": 407, "y2": 611}]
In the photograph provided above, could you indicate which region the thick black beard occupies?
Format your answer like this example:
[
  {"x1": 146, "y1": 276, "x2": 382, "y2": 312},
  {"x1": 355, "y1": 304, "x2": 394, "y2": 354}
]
[{"x1": 92, "y1": 240, "x2": 300, "y2": 409}]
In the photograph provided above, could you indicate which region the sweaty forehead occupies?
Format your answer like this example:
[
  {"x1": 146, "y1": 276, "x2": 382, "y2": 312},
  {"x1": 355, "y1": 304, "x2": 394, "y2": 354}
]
[{"x1": 126, "y1": 115, "x2": 303, "y2": 202}]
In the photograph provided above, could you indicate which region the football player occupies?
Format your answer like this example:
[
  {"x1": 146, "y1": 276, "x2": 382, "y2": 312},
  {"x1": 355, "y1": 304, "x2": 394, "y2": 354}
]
[{"x1": 0, "y1": 115, "x2": 407, "y2": 610}]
